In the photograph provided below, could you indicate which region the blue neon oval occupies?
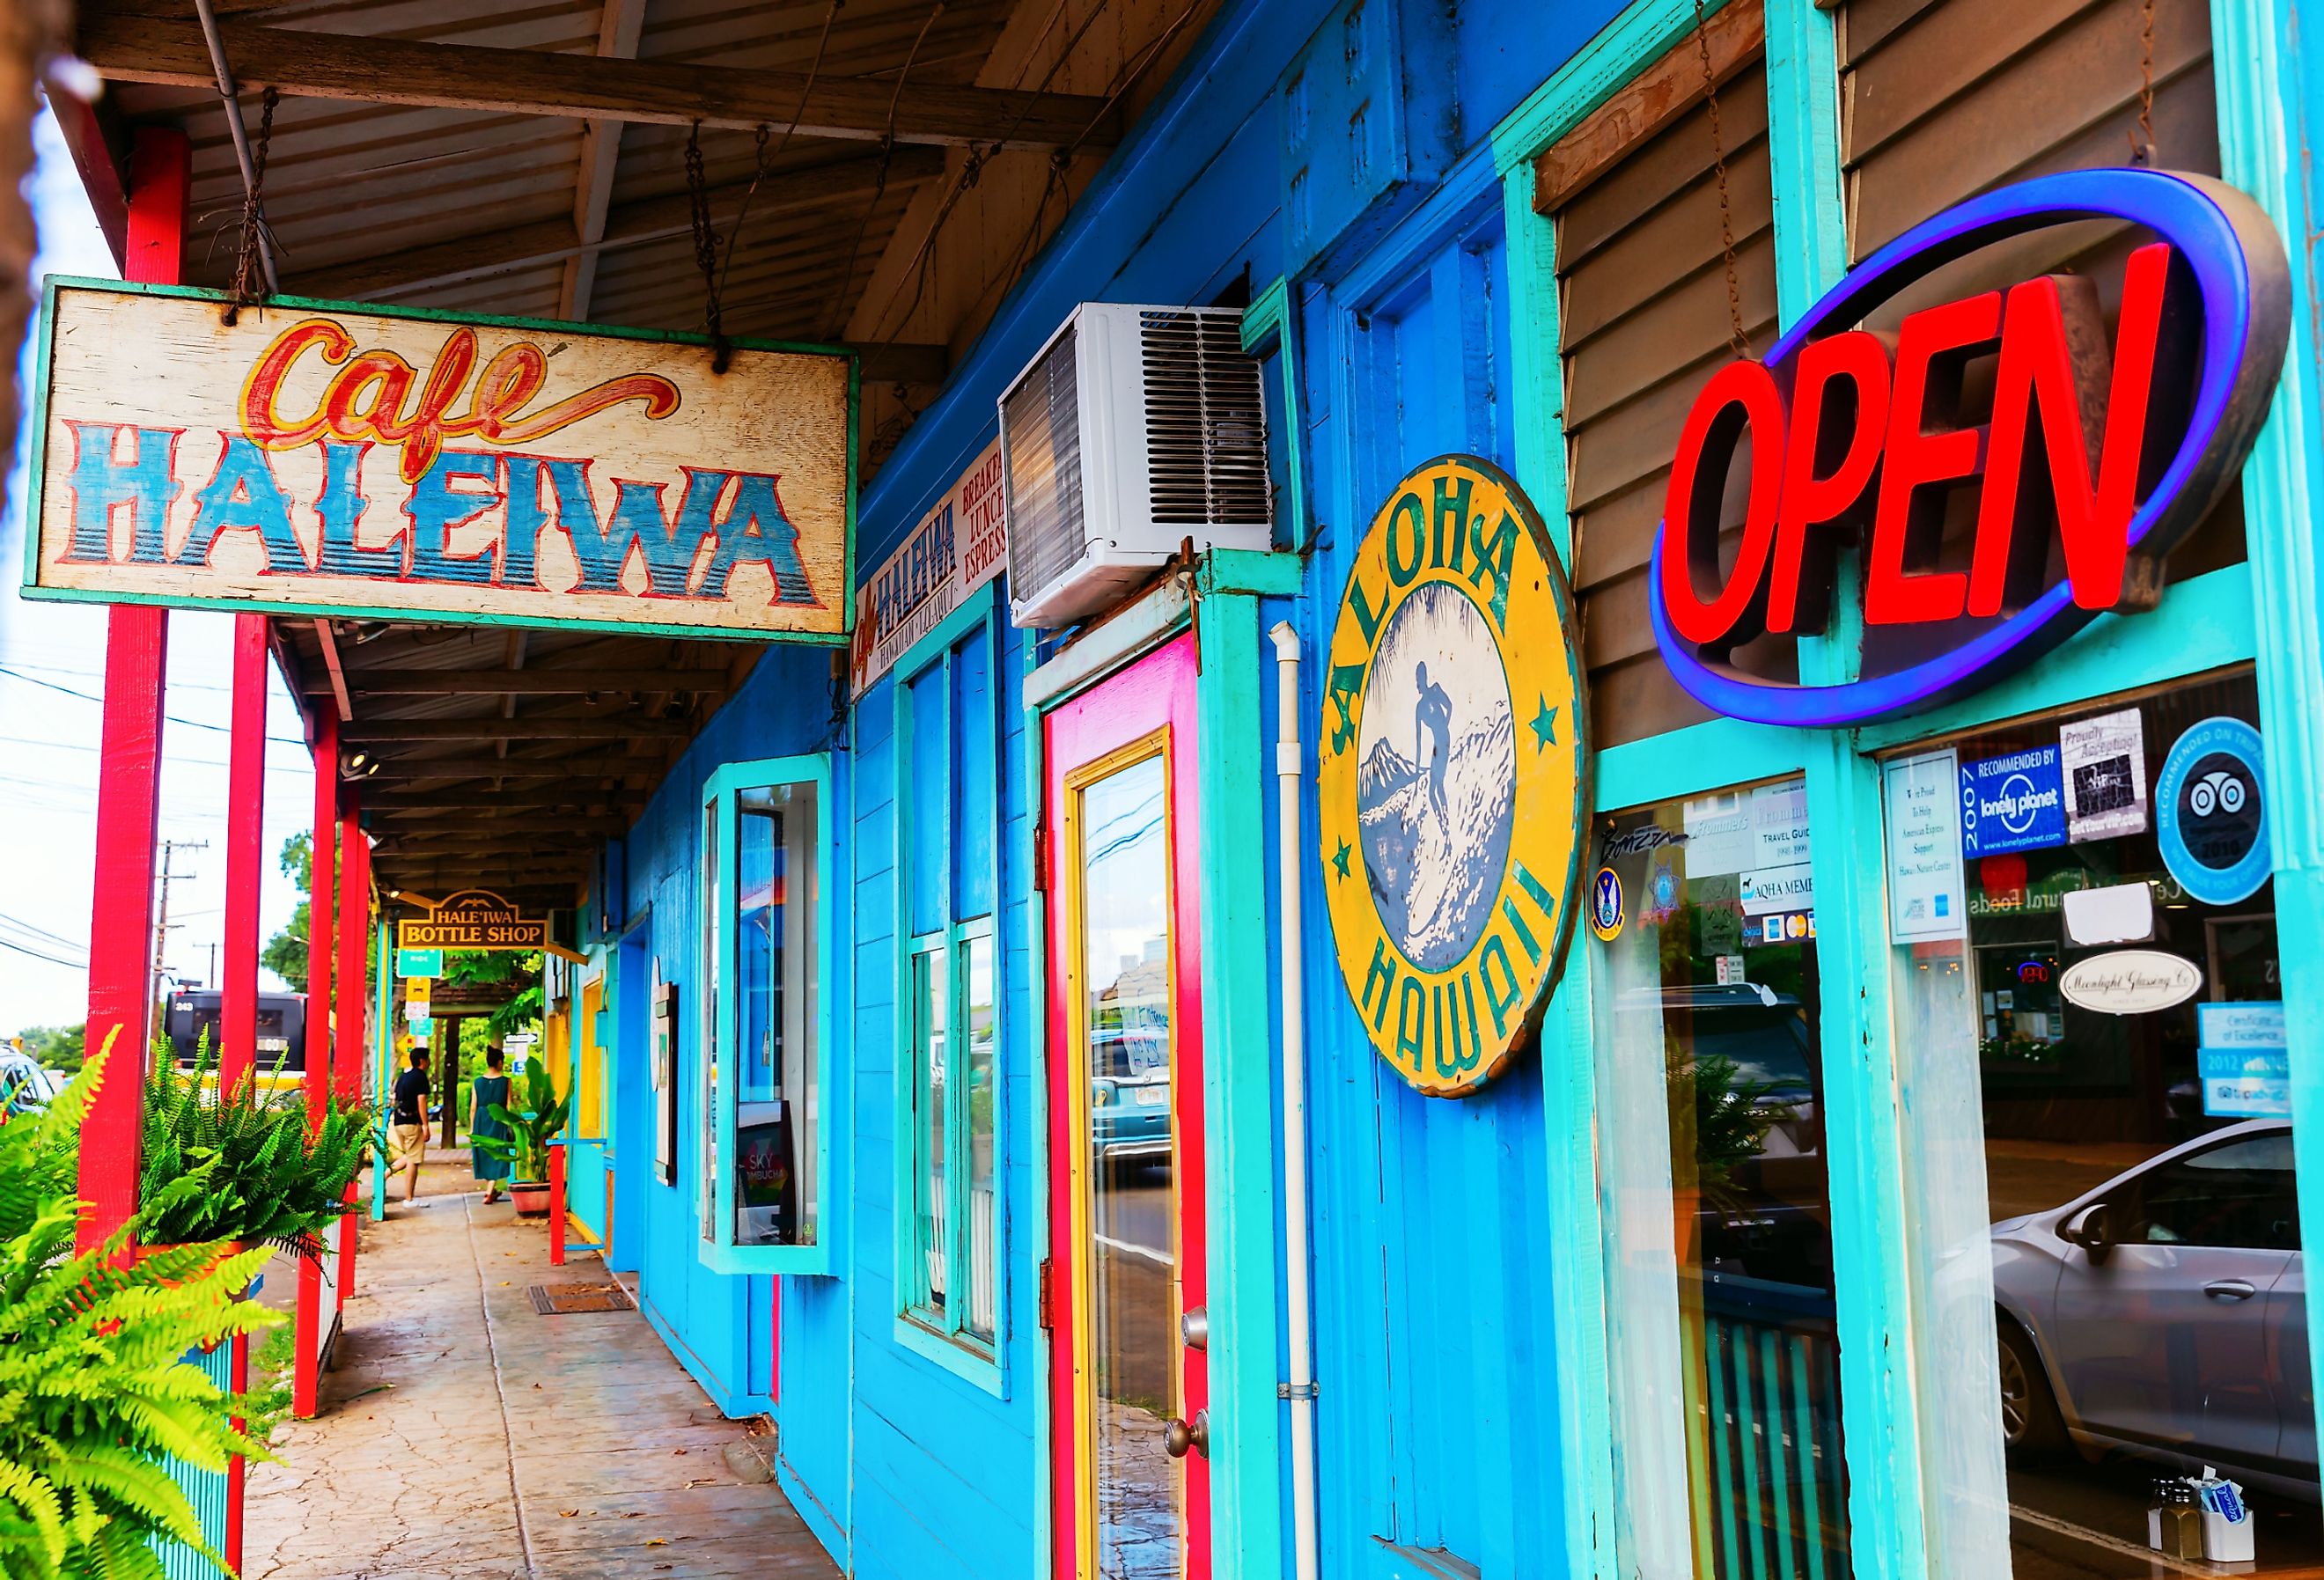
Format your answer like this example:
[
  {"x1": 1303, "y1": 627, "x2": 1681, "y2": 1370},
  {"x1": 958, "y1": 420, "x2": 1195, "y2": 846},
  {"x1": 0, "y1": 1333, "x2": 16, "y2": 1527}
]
[{"x1": 1651, "y1": 167, "x2": 2285, "y2": 728}]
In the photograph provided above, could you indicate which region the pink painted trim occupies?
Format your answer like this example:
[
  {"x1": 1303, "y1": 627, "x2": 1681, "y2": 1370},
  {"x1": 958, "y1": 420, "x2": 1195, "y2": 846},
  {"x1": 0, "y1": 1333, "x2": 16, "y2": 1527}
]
[{"x1": 293, "y1": 712, "x2": 337, "y2": 1420}]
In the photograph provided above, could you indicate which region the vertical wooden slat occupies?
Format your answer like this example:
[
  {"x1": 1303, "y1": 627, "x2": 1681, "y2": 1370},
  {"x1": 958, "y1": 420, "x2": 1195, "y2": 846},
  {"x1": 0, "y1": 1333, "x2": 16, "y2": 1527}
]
[
  {"x1": 219, "y1": 615, "x2": 268, "y2": 1096},
  {"x1": 77, "y1": 125, "x2": 186, "y2": 1257}
]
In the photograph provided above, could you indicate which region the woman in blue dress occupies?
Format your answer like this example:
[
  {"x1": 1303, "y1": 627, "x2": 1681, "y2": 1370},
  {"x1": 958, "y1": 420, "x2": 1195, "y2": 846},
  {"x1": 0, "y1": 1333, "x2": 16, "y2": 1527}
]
[{"x1": 468, "y1": 1047, "x2": 513, "y2": 1205}]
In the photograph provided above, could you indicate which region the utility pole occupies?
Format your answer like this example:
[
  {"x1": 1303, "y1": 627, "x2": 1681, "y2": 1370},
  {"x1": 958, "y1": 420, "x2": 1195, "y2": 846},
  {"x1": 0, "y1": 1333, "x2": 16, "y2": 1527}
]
[{"x1": 151, "y1": 839, "x2": 207, "y2": 1048}]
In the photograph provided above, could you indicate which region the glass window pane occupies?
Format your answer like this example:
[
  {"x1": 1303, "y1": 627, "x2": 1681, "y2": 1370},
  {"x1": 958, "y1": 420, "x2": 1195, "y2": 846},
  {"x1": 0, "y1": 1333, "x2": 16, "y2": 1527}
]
[
  {"x1": 964, "y1": 930, "x2": 998, "y2": 1342},
  {"x1": 953, "y1": 632, "x2": 997, "y2": 920},
  {"x1": 1079, "y1": 753, "x2": 1177, "y2": 1576},
  {"x1": 733, "y1": 779, "x2": 820, "y2": 1248},
  {"x1": 1591, "y1": 776, "x2": 1854, "y2": 1579},
  {"x1": 908, "y1": 666, "x2": 948, "y2": 937},
  {"x1": 915, "y1": 942, "x2": 948, "y2": 1314},
  {"x1": 1895, "y1": 674, "x2": 2308, "y2": 1576}
]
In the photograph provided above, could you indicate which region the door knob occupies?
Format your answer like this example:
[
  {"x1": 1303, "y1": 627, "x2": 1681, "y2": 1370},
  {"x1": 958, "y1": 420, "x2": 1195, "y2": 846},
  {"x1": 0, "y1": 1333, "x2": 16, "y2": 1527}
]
[
  {"x1": 1163, "y1": 1409, "x2": 1210, "y2": 1459},
  {"x1": 2203, "y1": 1278, "x2": 2259, "y2": 1301},
  {"x1": 1180, "y1": 1306, "x2": 1209, "y2": 1351}
]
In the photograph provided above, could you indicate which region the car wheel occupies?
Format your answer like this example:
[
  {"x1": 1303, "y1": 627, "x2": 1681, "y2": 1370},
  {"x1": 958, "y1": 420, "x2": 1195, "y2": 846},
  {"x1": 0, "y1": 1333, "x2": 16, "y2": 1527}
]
[{"x1": 1997, "y1": 1317, "x2": 2068, "y2": 1457}]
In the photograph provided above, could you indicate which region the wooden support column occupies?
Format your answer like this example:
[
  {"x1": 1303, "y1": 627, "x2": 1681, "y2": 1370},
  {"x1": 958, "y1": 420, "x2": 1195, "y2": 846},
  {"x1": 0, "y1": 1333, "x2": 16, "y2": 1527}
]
[
  {"x1": 76, "y1": 125, "x2": 185, "y2": 1256},
  {"x1": 219, "y1": 615, "x2": 268, "y2": 1094},
  {"x1": 335, "y1": 800, "x2": 367, "y2": 1305},
  {"x1": 293, "y1": 710, "x2": 338, "y2": 1421}
]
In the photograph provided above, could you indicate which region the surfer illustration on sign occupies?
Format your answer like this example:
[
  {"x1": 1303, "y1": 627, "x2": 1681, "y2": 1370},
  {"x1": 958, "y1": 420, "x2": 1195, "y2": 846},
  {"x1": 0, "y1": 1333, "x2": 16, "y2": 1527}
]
[
  {"x1": 1415, "y1": 661, "x2": 1453, "y2": 828},
  {"x1": 1356, "y1": 584, "x2": 1517, "y2": 972}
]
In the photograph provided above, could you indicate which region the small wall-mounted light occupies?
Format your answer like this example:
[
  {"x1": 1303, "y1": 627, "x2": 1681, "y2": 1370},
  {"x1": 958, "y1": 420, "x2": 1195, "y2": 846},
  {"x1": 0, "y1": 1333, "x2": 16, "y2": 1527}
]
[{"x1": 349, "y1": 751, "x2": 368, "y2": 768}]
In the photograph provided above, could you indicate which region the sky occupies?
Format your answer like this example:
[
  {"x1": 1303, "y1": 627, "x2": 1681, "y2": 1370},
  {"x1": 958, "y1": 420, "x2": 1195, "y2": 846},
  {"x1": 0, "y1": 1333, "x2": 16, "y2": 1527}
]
[{"x1": 0, "y1": 103, "x2": 312, "y2": 1037}]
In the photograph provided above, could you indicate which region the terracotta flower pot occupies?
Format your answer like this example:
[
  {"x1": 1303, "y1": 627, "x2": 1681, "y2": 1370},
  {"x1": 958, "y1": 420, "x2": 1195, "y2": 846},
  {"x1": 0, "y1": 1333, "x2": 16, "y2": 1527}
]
[{"x1": 509, "y1": 1183, "x2": 551, "y2": 1217}]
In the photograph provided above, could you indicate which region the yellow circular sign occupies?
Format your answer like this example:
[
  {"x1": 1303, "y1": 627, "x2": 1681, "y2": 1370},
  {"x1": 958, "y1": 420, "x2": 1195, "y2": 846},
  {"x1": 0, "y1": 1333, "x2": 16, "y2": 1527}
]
[{"x1": 1319, "y1": 454, "x2": 1590, "y2": 1098}]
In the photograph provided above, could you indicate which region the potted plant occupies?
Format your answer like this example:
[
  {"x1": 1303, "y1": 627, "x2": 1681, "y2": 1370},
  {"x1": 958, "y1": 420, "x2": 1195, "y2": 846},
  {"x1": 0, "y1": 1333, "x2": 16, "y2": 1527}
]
[
  {"x1": 136, "y1": 1033, "x2": 375, "y2": 1262},
  {"x1": 475, "y1": 1058, "x2": 571, "y2": 1217},
  {"x1": 0, "y1": 1033, "x2": 282, "y2": 1580}
]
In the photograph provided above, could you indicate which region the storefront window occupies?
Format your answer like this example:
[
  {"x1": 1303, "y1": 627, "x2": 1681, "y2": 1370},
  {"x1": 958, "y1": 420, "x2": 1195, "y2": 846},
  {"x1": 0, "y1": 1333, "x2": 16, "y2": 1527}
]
[
  {"x1": 1888, "y1": 672, "x2": 2311, "y2": 1575},
  {"x1": 1592, "y1": 776, "x2": 1855, "y2": 1579},
  {"x1": 899, "y1": 606, "x2": 1004, "y2": 1358},
  {"x1": 699, "y1": 756, "x2": 833, "y2": 1276}
]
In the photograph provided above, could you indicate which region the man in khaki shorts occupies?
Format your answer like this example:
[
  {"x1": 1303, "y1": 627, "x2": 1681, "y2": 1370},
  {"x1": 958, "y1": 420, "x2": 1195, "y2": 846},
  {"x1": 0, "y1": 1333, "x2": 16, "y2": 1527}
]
[{"x1": 386, "y1": 1046, "x2": 432, "y2": 1202}]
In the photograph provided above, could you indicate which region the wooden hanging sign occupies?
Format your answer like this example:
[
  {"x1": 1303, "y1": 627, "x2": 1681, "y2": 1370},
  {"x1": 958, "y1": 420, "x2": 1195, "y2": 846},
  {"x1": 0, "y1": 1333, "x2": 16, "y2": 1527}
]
[
  {"x1": 396, "y1": 889, "x2": 548, "y2": 952},
  {"x1": 20, "y1": 280, "x2": 857, "y2": 642}
]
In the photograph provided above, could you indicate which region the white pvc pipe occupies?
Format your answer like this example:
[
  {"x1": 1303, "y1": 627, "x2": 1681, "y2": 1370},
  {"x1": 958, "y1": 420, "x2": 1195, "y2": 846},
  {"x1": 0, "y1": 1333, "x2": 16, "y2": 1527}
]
[{"x1": 1269, "y1": 619, "x2": 1320, "y2": 1580}]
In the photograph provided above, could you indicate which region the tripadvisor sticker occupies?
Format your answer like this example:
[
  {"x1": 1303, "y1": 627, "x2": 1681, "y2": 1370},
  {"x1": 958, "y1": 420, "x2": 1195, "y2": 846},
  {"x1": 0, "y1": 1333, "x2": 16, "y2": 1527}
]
[{"x1": 1319, "y1": 454, "x2": 1589, "y2": 1098}]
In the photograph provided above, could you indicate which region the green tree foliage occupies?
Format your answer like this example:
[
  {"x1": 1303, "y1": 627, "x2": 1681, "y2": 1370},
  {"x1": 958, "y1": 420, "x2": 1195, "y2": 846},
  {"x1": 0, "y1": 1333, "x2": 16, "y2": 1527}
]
[
  {"x1": 261, "y1": 833, "x2": 379, "y2": 997},
  {"x1": 12, "y1": 1024, "x2": 85, "y2": 1076},
  {"x1": 442, "y1": 950, "x2": 545, "y2": 1040},
  {"x1": 137, "y1": 1035, "x2": 374, "y2": 1260},
  {"x1": 0, "y1": 1033, "x2": 279, "y2": 1580}
]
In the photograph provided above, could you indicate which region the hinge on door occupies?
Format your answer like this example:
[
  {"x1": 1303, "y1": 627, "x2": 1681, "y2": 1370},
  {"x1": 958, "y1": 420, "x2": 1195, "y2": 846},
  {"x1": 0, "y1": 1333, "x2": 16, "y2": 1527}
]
[
  {"x1": 1032, "y1": 819, "x2": 1048, "y2": 894},
  {"x1": 1037, "y1": 1256, "x2": 1055, "y2": 1330}
]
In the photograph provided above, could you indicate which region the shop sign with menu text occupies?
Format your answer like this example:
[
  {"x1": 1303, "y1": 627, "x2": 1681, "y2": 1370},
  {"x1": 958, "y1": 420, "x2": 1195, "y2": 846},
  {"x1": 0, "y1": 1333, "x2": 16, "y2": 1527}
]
[
  {"x1": 1652, "y1": 169, "x2": 2290, "y2": 725},
  {"x1": 850, "y1": 441, "x2": 1005, "y2": 690},
  {"x1": 22, "y1": 281, "x2": 856, "y2": 642}
]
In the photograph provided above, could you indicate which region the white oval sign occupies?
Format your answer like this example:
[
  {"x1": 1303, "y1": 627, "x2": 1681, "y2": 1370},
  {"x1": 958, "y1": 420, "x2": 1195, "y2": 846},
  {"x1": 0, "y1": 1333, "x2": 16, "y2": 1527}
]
[{"x1": 2058, "y1": 950, "x2": 2203, "y2": 1016}]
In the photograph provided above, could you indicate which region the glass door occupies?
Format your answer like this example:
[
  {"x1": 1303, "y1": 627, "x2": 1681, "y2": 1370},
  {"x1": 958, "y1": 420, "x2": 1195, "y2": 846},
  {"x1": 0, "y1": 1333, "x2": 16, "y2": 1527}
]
[{"x1": 1045, "y1": 633, "x2": 1210, "y2": 1580}]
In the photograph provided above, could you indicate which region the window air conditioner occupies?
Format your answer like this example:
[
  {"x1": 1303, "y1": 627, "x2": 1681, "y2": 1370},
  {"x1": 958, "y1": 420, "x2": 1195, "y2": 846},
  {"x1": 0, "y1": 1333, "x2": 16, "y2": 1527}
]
[{"x1": 998, "y1": 304, "x2": 1273, "y2": 629}]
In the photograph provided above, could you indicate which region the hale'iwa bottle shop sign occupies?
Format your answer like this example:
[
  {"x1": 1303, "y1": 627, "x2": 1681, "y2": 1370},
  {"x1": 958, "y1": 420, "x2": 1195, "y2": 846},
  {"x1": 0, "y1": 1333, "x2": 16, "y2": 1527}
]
[
  {"x1": 396, "y1": 890, "x2": 549, "y2": 952},
  {"x1": 19, "y1": 280, "x2": 856, "y2": 643},
  {"x1": 1319, "y1": 454, "x2": 1591, "y2": 1099}
]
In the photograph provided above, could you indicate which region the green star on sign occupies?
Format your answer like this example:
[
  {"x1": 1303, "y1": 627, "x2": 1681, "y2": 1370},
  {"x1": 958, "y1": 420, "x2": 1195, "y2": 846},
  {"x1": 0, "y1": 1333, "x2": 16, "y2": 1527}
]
[
  {"x1": 1530, "y1": 697, "x2": 1561, "y2": 752},
  {"x1": 1333, "y1": 839, "x2": 1352, "y2": 879}
]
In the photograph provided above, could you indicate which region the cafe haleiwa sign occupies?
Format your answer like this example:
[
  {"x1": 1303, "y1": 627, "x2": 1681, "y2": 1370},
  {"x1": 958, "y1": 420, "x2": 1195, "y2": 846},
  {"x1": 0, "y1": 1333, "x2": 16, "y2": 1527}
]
[
  {"x1": 1651, "y1": 168, "x2": 2291, "y2": 725},
  {"x1": 397, "y1": 890, "x2": 549, "y2": 952},
  {"x1": 22, "y1": 281, "x2": 856, "y2": 643},
  {"x1": 1319, "y1": 455, "x2": 1589, "y2": 1098}
]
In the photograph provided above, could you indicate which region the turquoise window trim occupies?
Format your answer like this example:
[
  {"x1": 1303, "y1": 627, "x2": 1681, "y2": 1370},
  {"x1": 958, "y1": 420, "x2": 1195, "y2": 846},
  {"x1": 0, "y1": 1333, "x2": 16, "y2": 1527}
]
[
  {"x1": 699, "y1": 752, "x2": 836, "y2": 1279},
  {"x1": 1594, "y1": 716, "x2": 1809, "y2": 812},
  {"x1": 1240, "y1": 279, "x2": 1311, "y2": 551},
  {"x1": 1015, "y1": 623, "x2": 1056, "y2": 1575},
  {"x1": 889, "y1": 581, "x2": 1009, "y2": 1393}
]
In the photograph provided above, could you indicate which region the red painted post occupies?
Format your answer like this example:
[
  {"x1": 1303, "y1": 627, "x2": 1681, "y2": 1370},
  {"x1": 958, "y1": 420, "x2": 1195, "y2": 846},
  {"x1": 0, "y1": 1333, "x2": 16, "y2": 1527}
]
[
  {"x1": 335, "y1": 802, "x2": 366, "y2": 1305},
  {"x1": 75, "y1": 127, "x2": 187, "y2": 1258},
  {"x1": 218, "y1": 615, "x2": 268, "y2": 1096},
  {"x1": 549, "y1": 1141, "x2": 567, "y2": 1267},
  {"x1": 292, "y1": 712, "x2": 338, "y2": 1420}
]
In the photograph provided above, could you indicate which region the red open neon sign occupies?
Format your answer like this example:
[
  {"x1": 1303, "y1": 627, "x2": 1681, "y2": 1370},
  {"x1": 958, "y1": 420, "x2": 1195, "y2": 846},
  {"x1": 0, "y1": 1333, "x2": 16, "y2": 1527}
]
[{"x1": 1650, "y1": 169, "x2": 2290, "y2": 726}]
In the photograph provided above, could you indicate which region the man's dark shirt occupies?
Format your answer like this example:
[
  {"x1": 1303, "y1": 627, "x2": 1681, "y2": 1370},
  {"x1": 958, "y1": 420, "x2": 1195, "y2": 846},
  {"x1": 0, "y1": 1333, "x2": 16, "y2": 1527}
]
[{"x1": 393, "y1": 1068, "x2": 430, "y2": 1126}]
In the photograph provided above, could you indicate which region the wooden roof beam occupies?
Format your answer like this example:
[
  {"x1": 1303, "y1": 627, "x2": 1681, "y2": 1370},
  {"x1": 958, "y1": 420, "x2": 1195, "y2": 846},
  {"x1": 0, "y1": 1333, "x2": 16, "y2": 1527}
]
[
  {"x1": 312, "y1": 668, "x2": 731, "y2": 696},
  {"x1": 77, "y1": 13, "x2": 1125, "y2": 151},
  {"x1": 339, "y1": 717, "x2": 691, "y2": 741},
  {"x1": 294, "y1": 148, "x2": 944, "y2": 301},
  {"x1": 347, "y1": 756, "x2": 657, "y2": 781},
  {"x1": 563, "y1": 0, "x2": 649, "y2": 322}
]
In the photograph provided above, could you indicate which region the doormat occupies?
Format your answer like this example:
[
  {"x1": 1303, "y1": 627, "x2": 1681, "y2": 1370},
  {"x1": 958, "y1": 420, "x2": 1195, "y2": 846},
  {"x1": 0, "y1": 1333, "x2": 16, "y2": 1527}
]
[{"x1": 528, "y1": 1282, "x2": 635, "y2": 1314}]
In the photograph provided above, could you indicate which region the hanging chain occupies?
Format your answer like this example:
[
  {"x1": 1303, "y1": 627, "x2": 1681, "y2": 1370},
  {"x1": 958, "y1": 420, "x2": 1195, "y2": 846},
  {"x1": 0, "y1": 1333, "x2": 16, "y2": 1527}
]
[
  {"x1": 1689, "y1": 0, "x2": 1751, "y2": 361},
  {"x1": 2129, "y1": 0, "x2": 2157, "y2": 165},
  {"x1": 685, "y1": 121, "x2": 731, "y2": 371},
  {"x1": 223, "y1": 88, "x2": 278, "y2": 325}
]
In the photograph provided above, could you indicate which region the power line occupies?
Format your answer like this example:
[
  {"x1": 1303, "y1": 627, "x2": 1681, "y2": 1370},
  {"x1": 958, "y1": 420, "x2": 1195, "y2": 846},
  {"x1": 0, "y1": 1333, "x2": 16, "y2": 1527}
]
[
  {"x1": 0, "y1": 935, "x2": 87, "y2": 971},
  {"x1": 0, "y1": 666, "x2": 309, "y2": 745},
  {"x1": 0, "y1": 908, "x2": 81, "y2": 948}
]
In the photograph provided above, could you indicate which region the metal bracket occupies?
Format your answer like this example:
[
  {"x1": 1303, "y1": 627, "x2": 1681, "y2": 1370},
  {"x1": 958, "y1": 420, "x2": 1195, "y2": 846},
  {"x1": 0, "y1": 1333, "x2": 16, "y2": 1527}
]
[{"x1": 1277, "y1": 1381, "x2": 1319, "y2": 1400}]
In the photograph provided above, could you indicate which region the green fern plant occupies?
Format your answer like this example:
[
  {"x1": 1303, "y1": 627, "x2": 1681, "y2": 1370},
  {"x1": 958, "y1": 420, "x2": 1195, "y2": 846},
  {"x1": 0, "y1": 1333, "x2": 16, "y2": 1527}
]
[
  {"x1": 474, "y1": 1057, "x2": 571, "y2": 1185},
  {"x1": 136, "y1": 1033, "x2": 375, "y2": 1260},
  {"x1": 0, "y1": 1032, "x2": 282, "y2": 1580}
]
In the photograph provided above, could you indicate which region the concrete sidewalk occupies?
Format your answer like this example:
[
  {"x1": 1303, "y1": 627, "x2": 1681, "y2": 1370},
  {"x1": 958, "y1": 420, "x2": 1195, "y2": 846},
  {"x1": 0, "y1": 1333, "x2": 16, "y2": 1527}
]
[{"x1": 244, "y1": 1188, "x2": 835, "y2": 1580}]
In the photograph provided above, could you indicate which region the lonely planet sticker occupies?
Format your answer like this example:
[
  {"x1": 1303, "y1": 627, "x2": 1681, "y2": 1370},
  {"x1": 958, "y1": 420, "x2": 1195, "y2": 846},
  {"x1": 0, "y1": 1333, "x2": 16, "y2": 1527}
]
[{"x1": 1960, "y1": 746, "x2": 2068, "y2": 858}]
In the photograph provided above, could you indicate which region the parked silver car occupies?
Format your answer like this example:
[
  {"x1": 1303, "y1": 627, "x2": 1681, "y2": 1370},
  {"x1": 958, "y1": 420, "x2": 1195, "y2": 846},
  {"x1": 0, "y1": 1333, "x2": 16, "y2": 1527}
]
[{"x1": 1991, "y1": 1120, "x2": 2316, "y2": 1500}]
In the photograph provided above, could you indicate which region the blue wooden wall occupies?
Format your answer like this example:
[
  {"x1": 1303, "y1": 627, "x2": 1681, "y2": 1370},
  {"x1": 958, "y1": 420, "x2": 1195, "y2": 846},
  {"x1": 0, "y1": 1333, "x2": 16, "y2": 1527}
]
[{"x1": 593, "y1": 0, "x2": 1633, "y2": 1573}]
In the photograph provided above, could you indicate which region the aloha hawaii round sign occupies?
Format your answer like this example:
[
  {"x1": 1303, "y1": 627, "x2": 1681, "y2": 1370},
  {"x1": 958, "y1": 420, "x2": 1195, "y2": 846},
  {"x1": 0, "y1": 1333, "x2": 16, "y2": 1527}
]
[{"x1": 1318, "y1": 454, "x2": 1589, "y2": 1098}]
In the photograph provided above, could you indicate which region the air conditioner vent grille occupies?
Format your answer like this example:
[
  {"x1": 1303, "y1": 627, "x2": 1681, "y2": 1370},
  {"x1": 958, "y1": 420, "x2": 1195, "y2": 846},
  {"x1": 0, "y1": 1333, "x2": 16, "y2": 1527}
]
[
  {"x1": 1137, "y1": 310, "x2": 1272, "y2": 526},
  {"x1": 1002, "y1": 322, "x2": 1086, "y2": 600}
]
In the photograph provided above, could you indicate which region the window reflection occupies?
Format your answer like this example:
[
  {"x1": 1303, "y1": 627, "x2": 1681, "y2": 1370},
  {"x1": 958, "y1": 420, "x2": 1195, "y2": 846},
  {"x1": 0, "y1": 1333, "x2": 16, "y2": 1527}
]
[
  {"x1": 1895, "y1": 674, "x2": 2312, "y2": 1576},
  {"x1": 1078, "y1": 753, "x2": 1178, "y2": 1578},
  {"x1": 733, "y1": 781, "x2": 818, "y2": 1248},
  {"x1": 1593, "y1": 777, "x2": 1855, "y2": 1579}
]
